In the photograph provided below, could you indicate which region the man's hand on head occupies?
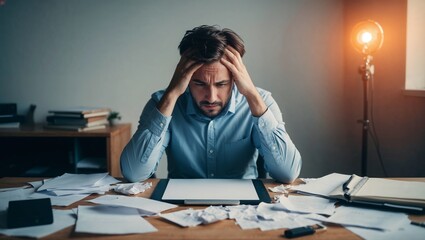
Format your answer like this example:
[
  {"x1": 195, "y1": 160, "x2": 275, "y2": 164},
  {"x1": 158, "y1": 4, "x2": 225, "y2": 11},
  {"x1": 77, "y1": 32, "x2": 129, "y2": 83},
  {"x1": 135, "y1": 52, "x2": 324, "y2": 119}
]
[
  {"x1": 168, "y1": 51, "x2": 204, "y2": 98},
  {"x1": 220, "y1": 47, "x2": 257, "y2": 97},
  {"x1": 220, "y1": 47, "x2": 267, "y2": 117},
  {"x1": 157, "y1": 51, "x2": 203, "y2": 116}
]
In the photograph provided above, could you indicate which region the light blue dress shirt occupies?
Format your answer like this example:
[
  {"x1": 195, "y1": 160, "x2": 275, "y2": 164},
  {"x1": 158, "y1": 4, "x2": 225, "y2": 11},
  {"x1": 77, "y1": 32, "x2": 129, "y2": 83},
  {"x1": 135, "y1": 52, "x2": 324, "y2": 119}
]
[{"x1": 120, "y1": 86, "x2": 302, "y2": 183}]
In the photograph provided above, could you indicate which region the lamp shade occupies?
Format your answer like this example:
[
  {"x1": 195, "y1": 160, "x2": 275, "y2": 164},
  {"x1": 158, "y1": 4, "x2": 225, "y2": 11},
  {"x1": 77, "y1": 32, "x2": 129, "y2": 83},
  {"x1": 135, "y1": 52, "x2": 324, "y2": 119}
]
[{"x1": 351, "y1": 20, "x2": 384, "y2": 55}]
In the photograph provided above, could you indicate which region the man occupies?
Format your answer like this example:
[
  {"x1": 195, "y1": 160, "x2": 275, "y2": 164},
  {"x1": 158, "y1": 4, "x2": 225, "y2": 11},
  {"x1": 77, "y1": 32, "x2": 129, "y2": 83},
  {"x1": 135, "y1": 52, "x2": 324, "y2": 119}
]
[{"x1": 120, "y1": 25, "x2": 301, "y2": 183}]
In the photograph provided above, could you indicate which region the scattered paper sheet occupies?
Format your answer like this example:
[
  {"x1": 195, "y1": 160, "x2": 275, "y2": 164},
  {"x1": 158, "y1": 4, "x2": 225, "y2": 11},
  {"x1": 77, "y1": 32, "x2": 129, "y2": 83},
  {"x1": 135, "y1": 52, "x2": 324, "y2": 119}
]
[
  {"x1": 0, "y1": 188, "x2": 34, "y2": 211},
  {"x1": 49, "y1": 185, "x2": 111, "y2": 196},
  {"x1": 0, "y1": 186, "x2": 29, "y2": 192},
  {"x1": 75, "y1": 205, "x2": 157, "y2": 235},
  {"x1": 28, "y1": 179, "x2": 51, "y2": 190},
  {"x1": 160, "y1": 209, "x2": 203, "y2": 227},
  {"x1": 276, "y1": 195, "x2": 336, "y2": 215},
  {"x1": 346, "y1": 222, "x2": 425, "y2": 240},
  {"x1": 38, "y1": 173, "x2": 119, "y2": 191},
  {"x1": 0, "y1": 209, "x2": 76, "y2": 238},
  {"x1": 160, "y1": 206, "x2": 229, "y2": 227},
  {"x1": 114, "y1": 182, "x2": 152, "y2": 195},
  {"x1": 268, "y1": 184, "x2": 292, "y2": 193},
  {"x1": 291, "y1": 173, "x2": 350, "y2": 197},
  {"x1": 29, "y1": 192, "x2": 89, "y2": 207},
  {"x1": 89, "y1": 195, "x2": 177, "y2": 214},
  {"x1": 159, "y1": 203, "x2": 324, "y2": 231},
  {"x1": 316, "y1": 205, "x2": 410, "y2": 231}
]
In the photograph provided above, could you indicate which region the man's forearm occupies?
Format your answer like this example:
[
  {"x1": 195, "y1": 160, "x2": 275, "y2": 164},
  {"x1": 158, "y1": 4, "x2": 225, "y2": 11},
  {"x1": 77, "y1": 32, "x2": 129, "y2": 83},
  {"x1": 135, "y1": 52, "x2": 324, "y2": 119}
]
[
  {"x1": 157, "y1": 90, "x2": 179, "y2": 116},
  {"x1": 121, "y1": 99, "x2": 171, "y2": 182},
  {"x1": 245, "y1": 89, "x2": 268, "y2": 117}
]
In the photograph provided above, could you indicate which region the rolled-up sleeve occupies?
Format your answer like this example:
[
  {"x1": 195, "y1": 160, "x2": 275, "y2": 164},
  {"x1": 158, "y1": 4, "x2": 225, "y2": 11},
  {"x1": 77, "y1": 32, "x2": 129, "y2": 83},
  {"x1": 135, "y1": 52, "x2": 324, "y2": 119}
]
[
  {"x1": 252, "y1": 93, "x2": 302, "y2": 183},
  {"x1": 120, "y1": 98, "x2": 171, "y2": 182}
]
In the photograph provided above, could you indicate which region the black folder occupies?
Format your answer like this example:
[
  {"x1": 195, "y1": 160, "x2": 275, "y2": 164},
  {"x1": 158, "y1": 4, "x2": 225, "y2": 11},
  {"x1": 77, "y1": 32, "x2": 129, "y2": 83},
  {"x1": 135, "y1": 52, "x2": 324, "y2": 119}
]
[{"x1": 151, "y1": 179, "x2": 271, "y2": 205}]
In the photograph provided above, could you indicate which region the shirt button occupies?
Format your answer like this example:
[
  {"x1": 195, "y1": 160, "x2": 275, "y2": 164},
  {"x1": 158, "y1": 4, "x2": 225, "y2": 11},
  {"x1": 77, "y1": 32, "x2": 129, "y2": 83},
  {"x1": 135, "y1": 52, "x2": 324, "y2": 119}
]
[
  {"x1": 210, "y1": 173, "x2": 214, "y2": 177},
  {"x1": 260, "y1": 122, "x2": 265, "y2": 127},
  {"x1": 160, "y1": 123, "x2": 164, "y2": 127},
  {"x1": 209, "y1": 149, "x2": 214, "y2": 154}
]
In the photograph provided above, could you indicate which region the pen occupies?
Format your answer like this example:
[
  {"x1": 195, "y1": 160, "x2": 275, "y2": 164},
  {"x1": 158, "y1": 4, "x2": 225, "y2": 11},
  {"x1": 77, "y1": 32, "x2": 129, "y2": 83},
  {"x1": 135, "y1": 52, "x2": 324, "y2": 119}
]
[{"x1": 411, "y1": 221, "x2": 425, "y2": 228}]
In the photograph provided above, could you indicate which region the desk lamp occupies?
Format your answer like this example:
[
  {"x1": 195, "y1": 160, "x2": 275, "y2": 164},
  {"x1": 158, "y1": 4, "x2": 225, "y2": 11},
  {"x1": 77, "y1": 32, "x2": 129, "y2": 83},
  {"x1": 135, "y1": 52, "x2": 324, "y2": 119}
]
[{"x1": 351, "y1": 20, "x2": 384, "y2": 176}]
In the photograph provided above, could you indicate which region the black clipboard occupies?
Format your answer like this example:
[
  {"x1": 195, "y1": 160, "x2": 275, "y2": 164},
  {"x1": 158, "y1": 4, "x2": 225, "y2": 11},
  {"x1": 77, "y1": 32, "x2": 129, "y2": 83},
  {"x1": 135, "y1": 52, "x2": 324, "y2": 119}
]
[{"x1": 151, "y1": 179, "x2": 271, "y2": 205}]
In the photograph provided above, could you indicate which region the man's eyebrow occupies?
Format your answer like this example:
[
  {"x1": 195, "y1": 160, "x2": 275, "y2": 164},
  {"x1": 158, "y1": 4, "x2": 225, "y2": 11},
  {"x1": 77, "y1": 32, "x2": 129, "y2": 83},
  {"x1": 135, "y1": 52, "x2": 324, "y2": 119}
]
[
  {"x1": 191, "y1": 79, "x2": 231, "y2": 84},
  {"x1": 192, "y1": 79, "x2": 205, "y2": 84},
  {"x1": 216, "y1": 80, "x2": 231, "y2": 84}
]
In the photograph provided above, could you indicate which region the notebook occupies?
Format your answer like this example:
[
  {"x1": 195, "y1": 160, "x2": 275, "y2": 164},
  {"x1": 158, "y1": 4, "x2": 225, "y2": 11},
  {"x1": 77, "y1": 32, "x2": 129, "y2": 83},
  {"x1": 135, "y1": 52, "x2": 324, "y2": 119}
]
[{"x1": 328, "y1": 174, "x2": 425, "y2": 213}]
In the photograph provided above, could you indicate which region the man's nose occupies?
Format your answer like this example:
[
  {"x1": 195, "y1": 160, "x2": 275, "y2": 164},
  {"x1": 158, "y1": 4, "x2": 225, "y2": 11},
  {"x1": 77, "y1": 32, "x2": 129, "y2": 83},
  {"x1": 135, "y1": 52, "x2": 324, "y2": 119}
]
[{"x1": 205, "y1": 86, "x2": 217, "y2": 102}]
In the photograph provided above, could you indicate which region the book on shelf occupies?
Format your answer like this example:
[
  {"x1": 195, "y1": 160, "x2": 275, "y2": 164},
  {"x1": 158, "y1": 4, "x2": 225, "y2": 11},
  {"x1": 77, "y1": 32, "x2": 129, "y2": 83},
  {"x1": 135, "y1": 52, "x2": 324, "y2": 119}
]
[
  {"x1": 46, "y1": 115, "x2": 108, "y2": 127},
  {"x1": 0, "y1": 103, "x2": 17, "y2": 116},
  {"x1": 48, "y1": 107, "x2": 111, "y2": 118},
  {"x1": 44, "y1": 123, "x2": 106, "y2": 132},
  {"x1": 0, "y1": 115, "x2": 20, "y2": 124},
  {"x1": 0, "y1": 121, "x2": 20, "y2": 128},
  {"x1": 76, "y1": 157, "x2": 106, "y2": 169},
  {"x1": 0, "y1": 103, "x2": 20, "y2": 127}
]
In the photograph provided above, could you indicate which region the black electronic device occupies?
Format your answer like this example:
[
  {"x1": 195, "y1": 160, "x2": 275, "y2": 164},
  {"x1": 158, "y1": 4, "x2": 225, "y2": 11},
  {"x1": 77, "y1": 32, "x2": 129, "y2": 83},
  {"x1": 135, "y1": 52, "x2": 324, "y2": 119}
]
[{"x1": 7, "y1": 198, "x2": 53, "y2": 228}]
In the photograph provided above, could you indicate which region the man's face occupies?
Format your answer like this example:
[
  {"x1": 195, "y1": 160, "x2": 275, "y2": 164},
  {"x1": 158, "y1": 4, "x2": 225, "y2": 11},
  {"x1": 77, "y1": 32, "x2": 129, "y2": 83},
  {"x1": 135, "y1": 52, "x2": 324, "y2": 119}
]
[{"x1": 189, "y1": 61, "x2": 233, "y2": 118}]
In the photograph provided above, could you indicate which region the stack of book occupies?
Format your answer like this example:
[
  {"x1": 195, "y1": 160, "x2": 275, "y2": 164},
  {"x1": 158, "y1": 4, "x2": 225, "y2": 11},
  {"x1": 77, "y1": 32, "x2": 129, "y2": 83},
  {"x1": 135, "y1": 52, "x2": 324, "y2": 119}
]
[
  {"x1": 45, "y1": 107, "x2": 111, "y2": 132},
  {"x1": 0, "y1": 103, "x2": 20, "y2": 128}
]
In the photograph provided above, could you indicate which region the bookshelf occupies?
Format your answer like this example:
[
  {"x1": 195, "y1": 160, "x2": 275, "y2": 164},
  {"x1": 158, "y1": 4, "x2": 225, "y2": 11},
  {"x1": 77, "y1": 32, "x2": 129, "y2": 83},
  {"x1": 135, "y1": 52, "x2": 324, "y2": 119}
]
[{"x1": 0, "y1": 123, "x2": 131, "y2": 177}]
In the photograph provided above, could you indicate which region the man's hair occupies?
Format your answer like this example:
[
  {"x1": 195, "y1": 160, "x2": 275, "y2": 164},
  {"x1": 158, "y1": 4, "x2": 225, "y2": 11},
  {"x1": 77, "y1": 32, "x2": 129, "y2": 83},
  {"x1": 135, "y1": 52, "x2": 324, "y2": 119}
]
[{"x1": 178, "y1": 25, "x2": 245, "y2": 63}]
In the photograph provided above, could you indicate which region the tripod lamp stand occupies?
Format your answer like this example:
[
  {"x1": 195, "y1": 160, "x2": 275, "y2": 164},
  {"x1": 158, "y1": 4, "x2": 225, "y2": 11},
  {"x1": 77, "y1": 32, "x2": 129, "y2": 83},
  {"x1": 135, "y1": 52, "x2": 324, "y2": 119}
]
[{"x1": 351, "y1": 20, "x2": 384, "y2": 176}]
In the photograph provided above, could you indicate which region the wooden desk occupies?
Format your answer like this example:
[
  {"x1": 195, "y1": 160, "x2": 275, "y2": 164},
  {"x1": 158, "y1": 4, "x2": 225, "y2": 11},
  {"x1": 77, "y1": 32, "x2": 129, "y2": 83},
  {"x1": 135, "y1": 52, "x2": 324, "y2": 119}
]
[
  {"x1": 1, "y1": 177, "x2": 424, "y2": 240},
  {"x1": 0, "y1": 124, "x2": 131, "y2": 177}
]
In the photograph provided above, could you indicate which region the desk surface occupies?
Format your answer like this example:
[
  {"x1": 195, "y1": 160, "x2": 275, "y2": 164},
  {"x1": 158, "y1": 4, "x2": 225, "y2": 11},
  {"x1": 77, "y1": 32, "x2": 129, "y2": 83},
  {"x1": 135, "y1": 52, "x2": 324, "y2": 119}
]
[{"x1": 1, "y1": 177, "x2": 424, "y2": 240}]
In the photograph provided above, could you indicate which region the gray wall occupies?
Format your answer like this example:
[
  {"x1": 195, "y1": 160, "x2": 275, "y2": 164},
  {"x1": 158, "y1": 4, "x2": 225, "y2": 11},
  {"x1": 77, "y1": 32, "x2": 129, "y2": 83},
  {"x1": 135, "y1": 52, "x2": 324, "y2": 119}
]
[{"x1": 1, "y1": 0, "x2": 422, "y2": 178}]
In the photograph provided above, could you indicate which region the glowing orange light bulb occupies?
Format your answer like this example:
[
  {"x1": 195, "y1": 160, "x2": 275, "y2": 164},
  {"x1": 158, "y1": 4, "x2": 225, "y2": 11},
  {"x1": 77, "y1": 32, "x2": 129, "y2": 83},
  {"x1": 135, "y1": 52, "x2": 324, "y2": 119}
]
[
  {"x1": 361, "y1": 32, "x2": 372, "y2": 44},
  {"x1": 351, "y1": 20, "x2": 384, "y2": 55}
]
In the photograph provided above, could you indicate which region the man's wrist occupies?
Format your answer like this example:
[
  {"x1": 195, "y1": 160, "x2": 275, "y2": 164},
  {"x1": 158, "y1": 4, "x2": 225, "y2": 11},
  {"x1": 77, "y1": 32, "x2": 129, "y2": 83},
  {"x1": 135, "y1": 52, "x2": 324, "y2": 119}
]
[
  {"x1": 245, "y1": 90, "x2": 267, "y2": 117},
  {"x1": 157, "y1": 90, "x2": 180, "y2": 116}
]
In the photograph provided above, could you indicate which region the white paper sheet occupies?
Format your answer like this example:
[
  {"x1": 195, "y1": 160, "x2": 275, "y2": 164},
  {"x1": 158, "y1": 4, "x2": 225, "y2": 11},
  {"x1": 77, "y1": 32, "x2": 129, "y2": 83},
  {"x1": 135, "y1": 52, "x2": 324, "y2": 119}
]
[
  {"x1": 49, "y1": 185, "x2": 110, "y2": 196},
  {"x1": 75, "y1": 205, "x2": 157, "y2": 235},
  {"x1": 276, "y1": 195, "x2": 336, "y2": 215},
  {"x1": 89, "y1": 195, "x2": 177, "y2": 214},
  {"x1": 29, "y1": 192, "x2": 89, "y2": 206},
  {"x1": 162, "y1": 179, "x2": 259, "y2": 201},
  {"x1": 0, "y1": 209, "x2": 76, "y2": 238},
  {"x1": 317, "y1": 205, "x2": 410, "y2": 231},
  {"x1": 0, "y1": 186, "x2": 29, "y2": 192},
  {"x1": 231, "y1": 203, "x2": 324, "y2": 231},
  {"x1": 291, "y1": 173, "x2": 350, "y2": 197},
  {"x1": 347, "y1": 222, "x2": 425, "y2": 240},
  {"x1": 38, "y1": 173, "x2": 119, "y2": 191},
  {"x1": 159, "y1": 209, "x2": 204, "y2": 227}
]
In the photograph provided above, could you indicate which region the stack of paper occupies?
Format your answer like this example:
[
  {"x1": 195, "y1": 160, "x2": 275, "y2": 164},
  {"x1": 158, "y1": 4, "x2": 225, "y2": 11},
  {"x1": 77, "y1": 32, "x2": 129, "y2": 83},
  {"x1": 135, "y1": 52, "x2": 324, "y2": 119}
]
[{"x1": 29, "y1": 172, "x2": 120, "y2": 206}]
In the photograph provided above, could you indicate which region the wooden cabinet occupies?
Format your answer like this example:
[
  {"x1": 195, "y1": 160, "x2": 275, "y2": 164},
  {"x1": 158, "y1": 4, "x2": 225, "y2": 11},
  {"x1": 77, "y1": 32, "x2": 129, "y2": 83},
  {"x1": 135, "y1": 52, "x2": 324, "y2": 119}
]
[{"x1": 0, "y1": 123, "x2": 131, "y2": 177}]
